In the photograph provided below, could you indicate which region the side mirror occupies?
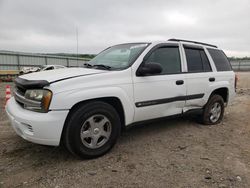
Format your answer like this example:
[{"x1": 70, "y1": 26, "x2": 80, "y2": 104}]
[{"x1": 137, "y1": 62, "x2": 162, "y2": 76}]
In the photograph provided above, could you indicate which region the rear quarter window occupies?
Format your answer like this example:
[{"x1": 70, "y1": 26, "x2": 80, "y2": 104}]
[{"x1": 208, "y1": 49, "x2": 232, "y2": 71}]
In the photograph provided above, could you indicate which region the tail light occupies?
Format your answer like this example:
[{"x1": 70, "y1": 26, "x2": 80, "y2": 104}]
[{"x1": 235, "y1": 73, "x2": 239, "y2": 91}]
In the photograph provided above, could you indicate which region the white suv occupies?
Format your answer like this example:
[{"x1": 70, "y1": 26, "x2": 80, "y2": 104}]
[{"x1": 6, "y1": 39, "x2": 236, "y2": 158}]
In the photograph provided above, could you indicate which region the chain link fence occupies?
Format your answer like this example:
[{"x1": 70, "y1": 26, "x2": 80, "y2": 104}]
[{"x1": 0, "y1": 52, "x2": 89, "y2": 73}]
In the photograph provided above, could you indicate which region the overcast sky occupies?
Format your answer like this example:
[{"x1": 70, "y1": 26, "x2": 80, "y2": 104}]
[{"x1": 0, "y1": 0, "x2": 249, "y2": 57}]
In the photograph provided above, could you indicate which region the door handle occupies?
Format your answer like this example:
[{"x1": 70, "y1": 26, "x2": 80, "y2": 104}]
[
  {"x1": 209, "y1": 77, "x2": 215, "y2": 82},
  {"x1": 176, "y1": 80, "x2": 184, "y2": 85}
]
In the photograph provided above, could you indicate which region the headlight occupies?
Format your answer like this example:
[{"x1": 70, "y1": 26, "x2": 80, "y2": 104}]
[{"x1": 24, "y1": 89, "x2": 52, "y2": 112}]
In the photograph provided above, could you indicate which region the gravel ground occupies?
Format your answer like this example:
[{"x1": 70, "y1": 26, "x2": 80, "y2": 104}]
[{"x1": 0, "y1": 73, "x2": 250, "y2": 188}]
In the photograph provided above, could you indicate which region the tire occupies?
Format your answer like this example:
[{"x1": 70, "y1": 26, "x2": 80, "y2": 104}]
[
  {"x1": 63, "y1": 101, "x2": 121, "y2": 159},
  {"x1": 202, "y1": 94, "x2": 225, "y2": 125}
]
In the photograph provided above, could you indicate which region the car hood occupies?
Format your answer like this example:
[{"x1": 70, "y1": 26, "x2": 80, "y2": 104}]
[{"x1": 20, "y1": 67, "x2": 107, "y2": 83}]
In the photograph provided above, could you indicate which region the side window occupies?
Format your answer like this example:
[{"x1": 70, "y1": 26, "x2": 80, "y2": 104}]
[
  {"x1": 200, "y1": 50, "x2": 212, "y2": 72},
  {"x1": 208, "y1": 49, "x2": 232, "y2": 71},
  {"x1": 185, "y1": 48, "x2": 203, "y2": 72},
  {"x1": 145, "y1": 46, "x2": 181, "y2": 74},
  {"x1": 184, "y1": 48, "x2": 212, "y2": 72}
]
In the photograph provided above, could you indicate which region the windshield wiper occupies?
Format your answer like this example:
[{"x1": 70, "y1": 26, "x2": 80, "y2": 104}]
[
  {"x1": 83, "y1": 63, "x2": 93, "y2": 68},
  {"x1": 83, "y1": 63, "x2": 112, "y2": 70},
  {"x1": 93, "y1": 64, "x2": 111, "y2": 70}
]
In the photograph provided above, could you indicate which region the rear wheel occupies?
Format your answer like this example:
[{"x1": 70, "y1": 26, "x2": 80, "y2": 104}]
[
  {"x1": 202, "y1": 95, "x2": 225, "y2": 125},
  {"x1": 63, "y1": 101, "x2": 121, "y2": 159}
]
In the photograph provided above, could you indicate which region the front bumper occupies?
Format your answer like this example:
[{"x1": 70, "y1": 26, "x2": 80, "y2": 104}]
[{"x1": 6, "y1": 97, "x2": 69, "y2": 146}]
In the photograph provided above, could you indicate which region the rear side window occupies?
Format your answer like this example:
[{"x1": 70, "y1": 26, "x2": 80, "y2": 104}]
[
  {"x1": 208, "y1": 49, "x2": 232, "y2": 71},
  {"x1": 145, "y1": 46, "x2": 181, "y2": 74},
  {"x1": 200, "y1": 51, "x2": 211, "y2": 72},
  {"x1": 184, "y1": 48, "x2": 212, "y2": 72}
]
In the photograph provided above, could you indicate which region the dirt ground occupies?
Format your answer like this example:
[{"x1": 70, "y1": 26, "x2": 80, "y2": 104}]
[{"x1": 0, "y1": 72, "x2": 250, "y2": 188}]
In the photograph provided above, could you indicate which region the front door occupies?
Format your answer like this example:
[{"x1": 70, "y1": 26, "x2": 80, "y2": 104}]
[{"x1": 132, "y1": 44, "x2": 186, "y2": 122}]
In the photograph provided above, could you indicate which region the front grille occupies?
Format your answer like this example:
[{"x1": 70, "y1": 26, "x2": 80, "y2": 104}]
[
  {"x1": 14, "y1": 86, "x2": 25, "y2": 107},
  {"x1": 16, "y1": 86, "x2": 26, "y2": 96},
  {"x1": 14, "y1": 87, "x2": 26, "y2": 107},
  {"x1": 15, "y1": 87, "x2": 25, "y2": 97}
]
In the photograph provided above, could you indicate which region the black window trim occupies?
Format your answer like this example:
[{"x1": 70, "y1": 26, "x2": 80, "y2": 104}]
[
  {"x1": 184, "y1": 46, "x2": 212, "y2": 73},
  {"x1": 136, "y1": 43, "x2": 183, "y2": 77},
  {"x1": 183, "y1": 44, "x2": 203, "y2": 50}
]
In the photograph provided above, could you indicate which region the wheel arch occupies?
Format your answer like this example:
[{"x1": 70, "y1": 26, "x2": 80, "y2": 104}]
[
  {"x1": 71, "y1": 97, "x2": 125, "y2": 126},
  {"x1": 209, "y1": 87, "x2": 229, "y2": 103},
  {"x1": 60, "y1": 97, "x2": 126, "y2": 145}
]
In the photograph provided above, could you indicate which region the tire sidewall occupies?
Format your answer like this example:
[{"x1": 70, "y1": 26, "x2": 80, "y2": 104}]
[
  {"x1": 203, "y1": 95, "x2": 225, "y2": 125},
  {"x1": 67, "y1": 102, "x2": 121, "y2": 158}
]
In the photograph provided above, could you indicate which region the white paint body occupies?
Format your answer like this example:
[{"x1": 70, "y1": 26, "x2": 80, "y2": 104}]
[{"x1": 6, "y1": 41, "x2": 236, "y2": 146}]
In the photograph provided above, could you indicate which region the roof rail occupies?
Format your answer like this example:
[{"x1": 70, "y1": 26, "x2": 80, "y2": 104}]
[{"x1": 168, "y1": 38, "x2": 217, "y2": 48}]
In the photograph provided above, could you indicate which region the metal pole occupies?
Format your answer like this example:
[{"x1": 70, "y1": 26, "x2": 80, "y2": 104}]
[
  {"x1": 76, "y1": 27, "x2": 79, "y2": 67},
  {"x1": 67, "y1": 58, "x2": 69, "y2": 67},
  {"x1": 45, "y1": 56, "x2": 48, "y2": 65},
  {"x1": 17, "y1": 54, "x2": 20, "y2": 71}
]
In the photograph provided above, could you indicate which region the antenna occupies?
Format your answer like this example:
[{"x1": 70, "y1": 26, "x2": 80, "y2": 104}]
[{"x1": 76, "y1": 27, "x2": 79, "y2": 67}]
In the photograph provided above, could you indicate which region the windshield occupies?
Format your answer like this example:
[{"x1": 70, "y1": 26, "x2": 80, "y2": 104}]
[{"x1": 86, "y1": 43, "x2": 149, "y2": 70}]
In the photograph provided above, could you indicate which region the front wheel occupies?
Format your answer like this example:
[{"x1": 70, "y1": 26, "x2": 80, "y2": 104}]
[
  {"x1": 202, "y1": 95, "x2": 225, "y2": 125},
  {"x1": 63, "y1": 101, "x2": 121, "y2": 159}
]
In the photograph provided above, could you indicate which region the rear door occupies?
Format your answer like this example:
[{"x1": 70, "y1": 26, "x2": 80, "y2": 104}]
[
  {"x1": 132, "y1": 43, "x2": 187, "y2": 122},
  {"x1": 182, "y1": 44, "x2": 215, "y2": 109},
  {"x1": 206, "y1": 48, "x2": 235, "y2": 103}
]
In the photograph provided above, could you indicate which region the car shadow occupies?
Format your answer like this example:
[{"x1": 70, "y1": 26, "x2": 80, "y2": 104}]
[
  {"x1": 2, "y1": 115, "x2": 201, "y2": 166},
  {"x1": 121, "y1": 115, "x2": 200, "y2": 137}
]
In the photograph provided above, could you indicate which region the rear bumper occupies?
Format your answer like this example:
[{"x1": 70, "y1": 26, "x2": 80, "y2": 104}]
[{"x1": 6, "y1": 97, "x2": 69, "y2": 146}]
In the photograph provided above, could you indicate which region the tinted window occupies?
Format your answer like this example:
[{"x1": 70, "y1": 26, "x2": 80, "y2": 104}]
[
  {"x1": 208, "y1": 49, "x2": 232, "y2": 71},
  {"x1": 145, "y1": 47, "x2": 181, "y2": 74},
  {"x1": 185, "y1": 48, "x2": 212, "y2": 72},
  {"x1": 185, "y1": 48, "x2": 203, "y2": 72},
  {"x1": 200, "y1": 50, "x2": 212, "y2": 72}
]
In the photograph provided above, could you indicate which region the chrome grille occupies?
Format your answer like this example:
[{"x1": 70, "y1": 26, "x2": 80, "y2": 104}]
[{"x1": 16, "y1": 86, "x2": 25, "y2": 96}]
